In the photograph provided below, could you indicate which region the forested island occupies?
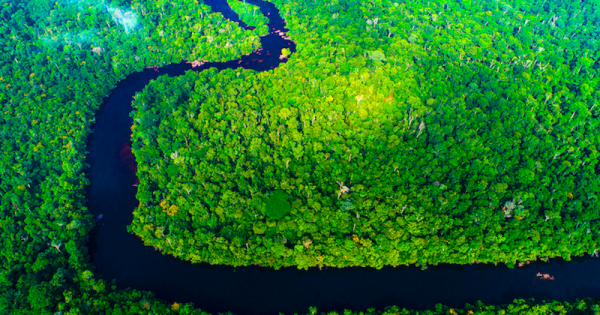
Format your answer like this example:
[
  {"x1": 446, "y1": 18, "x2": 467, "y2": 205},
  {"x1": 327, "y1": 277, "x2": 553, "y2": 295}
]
[{"x1": 2, "y1": 0, "x2": 600, "y2": 314}]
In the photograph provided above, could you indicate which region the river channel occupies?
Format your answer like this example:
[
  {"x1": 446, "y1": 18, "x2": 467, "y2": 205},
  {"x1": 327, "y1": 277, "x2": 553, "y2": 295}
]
[{"x1": 85, "y1": 0, "x2": 600, "y2": 314}]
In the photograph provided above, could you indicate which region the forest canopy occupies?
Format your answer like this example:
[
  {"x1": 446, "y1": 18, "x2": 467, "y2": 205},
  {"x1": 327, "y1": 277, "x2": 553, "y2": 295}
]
[
  {"x1": 227, "y1": 0, "x2": 269, "y2": 36},
  {"x1": 0, "y1": 0, "x2": 258, "y2": 312},
  {"x1": 4, "y1": 0, "x2": 600, "y2": 313},
  {"x1": 130, "y1": 0, "x2": 600, "y2": 270}
]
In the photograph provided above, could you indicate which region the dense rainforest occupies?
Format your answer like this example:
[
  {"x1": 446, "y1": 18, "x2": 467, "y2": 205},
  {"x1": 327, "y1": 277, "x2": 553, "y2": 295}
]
[
  {"x1": 0, "y1": 0, "x2": 259, "y2": 312},
  {"x1": 227, "y1": 0, "x2": 269, "y2": 36},
  {"x1": 130, "y1": 0, "x2": 600, "y2": 270},
  {"x1": 3, "y1": 0, "x2": 600, "y2": 314}
]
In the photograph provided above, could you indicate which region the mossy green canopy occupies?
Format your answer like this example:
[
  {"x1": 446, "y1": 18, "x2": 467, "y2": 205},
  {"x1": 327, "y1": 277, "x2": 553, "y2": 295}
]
[{"x1": 265, "y1": 190, "x2": 291, "y2": 220}]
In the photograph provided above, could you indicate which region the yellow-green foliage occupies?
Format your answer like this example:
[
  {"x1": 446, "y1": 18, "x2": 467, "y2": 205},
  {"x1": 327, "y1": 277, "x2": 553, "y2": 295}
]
[
  {"x1": 228, "y1": 0, "x2": 269, "y2": 36},
  {"x1": 131, "y1": 0, "x2": 600, "y2": 271}
]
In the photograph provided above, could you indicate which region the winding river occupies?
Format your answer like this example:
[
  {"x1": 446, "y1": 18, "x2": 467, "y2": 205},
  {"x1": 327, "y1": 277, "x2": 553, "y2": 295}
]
[{"x1": 85, "y1": 1, "x2": 600, "y2": 314}]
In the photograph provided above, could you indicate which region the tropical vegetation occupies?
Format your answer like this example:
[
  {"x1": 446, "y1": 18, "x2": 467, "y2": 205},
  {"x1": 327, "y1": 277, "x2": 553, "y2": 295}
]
[
  {"x1": 227, "y1": 0, "x2": 269, "y2": 36},
  {"x1": 3, "y1": 0, "x2": 600, "y2": 313},
  {"x1": 0, "y1": 0, "x2": 258, "y2": 312},
  {"x1": 130, "y1": 0, "x2": 600, "y2": 270}
]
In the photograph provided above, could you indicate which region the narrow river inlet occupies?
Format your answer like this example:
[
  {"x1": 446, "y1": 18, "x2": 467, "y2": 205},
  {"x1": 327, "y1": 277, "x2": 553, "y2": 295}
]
[{"x1": 85, "y1": 1, "x2": 600, "y2": 314}]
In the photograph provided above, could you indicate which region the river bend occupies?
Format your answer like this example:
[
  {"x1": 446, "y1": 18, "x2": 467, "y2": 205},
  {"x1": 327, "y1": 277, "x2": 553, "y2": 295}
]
[{"x1": 85, "y1": 1, "x2": 600, "y2": 314}]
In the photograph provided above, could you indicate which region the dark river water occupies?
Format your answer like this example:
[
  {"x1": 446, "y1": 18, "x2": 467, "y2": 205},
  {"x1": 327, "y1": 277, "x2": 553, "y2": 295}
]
[{"x1": 85, "y1": 0, "x2": 600, "y2": 314}]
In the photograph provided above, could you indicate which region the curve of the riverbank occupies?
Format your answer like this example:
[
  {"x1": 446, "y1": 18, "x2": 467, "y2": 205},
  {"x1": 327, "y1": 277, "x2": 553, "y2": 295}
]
[{"x1": 85, "y1": 1, "x2": 600, "y2": 315}]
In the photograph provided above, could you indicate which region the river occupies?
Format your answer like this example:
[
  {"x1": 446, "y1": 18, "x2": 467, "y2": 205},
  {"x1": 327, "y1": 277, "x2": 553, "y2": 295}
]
[{"x1": 85, "y1": 0, "x2": 600, "y2": 314}]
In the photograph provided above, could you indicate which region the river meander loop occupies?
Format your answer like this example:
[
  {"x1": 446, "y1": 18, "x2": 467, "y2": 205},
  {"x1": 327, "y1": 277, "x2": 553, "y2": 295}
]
[{"x1": 85, "y1": 1, "x2": 600, "y2": 314}]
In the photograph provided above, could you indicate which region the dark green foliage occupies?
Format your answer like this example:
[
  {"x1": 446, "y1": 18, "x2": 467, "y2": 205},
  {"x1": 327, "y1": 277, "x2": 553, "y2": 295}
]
[{"x1": 266, "y1": 190, "x2": 292, "y2": 220}]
